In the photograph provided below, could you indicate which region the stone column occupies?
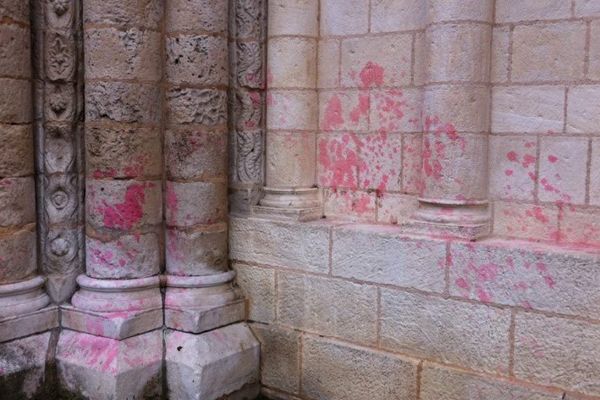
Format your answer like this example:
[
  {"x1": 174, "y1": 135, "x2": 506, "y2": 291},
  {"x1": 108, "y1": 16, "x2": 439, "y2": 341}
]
[
  {"x1": 255, "y1": 0, "x2": 321, "y2": 220},
  {"x1": 0, "y1": 1, "x2": 50, "y2": 320},
  {"x1": 57, "y1": 1, "x2": 164, "y2": 397},
  {"x1": 163, "y1": 1, "x2": 259, "y2": 398},
  {"x1": 409, "y1": 0, "x2": 493, "y2": 239}
]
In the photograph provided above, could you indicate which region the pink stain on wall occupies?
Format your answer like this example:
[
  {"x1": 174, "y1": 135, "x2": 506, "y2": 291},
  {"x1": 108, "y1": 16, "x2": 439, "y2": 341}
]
[
  {"x1": 322, "y1": 95, "x2": 344, "y2": 131},
  {"x1": 100, "y1": 183, "x2": 149, "y2": 231},
  {"x1": 359, "y1": 62, "x2": 384, "y2": 88},
  {"x1": 318, "y1": 134, "x2": 364, "y2": 189}
]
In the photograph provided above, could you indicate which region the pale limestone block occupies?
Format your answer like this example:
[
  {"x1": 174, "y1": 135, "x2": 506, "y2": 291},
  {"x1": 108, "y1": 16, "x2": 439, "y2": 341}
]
[
  {"x1": 0, "y1": 24, "x2": 31, "y2": 78},
  {"x1": 512, "y1": 22, "x2": 586, "y2": 82},
  {"x1": 166, "y1": 228, "x2": 228, "y2": 276},
  {"x1": 267, "y1": 90, "x2": 317, "y2": 131},
  {"x1": 492, "y1": 86, "x2": 564, "y2": 133},
  {"x1": 0, "y1": 79, "x2": 31, "y2": 124},
  {"x1": 57, "y1": 330, "x2": 163, "y2": 399},
  {"x1": 538, "y1": 137, "x2": 588, "y2": 204},
  {"x1": 165, "y1": 127, "x2": 226, "y2": 180},
  {"x1": 317, "y1": 133, "x2": 360, "y2": 189},
  {"x1": 322, "y1": 189, "x2": 377, "y2": 222},
  {"x1": 165, "y1": 88, "x2": 227, "y2": 126},
  {"x1": 402, "y1": 133, "x2": 423, "y2": 194},
  {"x1": 165, "y1": 181, "x2": 226, "y2": 227},
  {"x1": 268, "y1": 0, "x2": 318, "y2": 37},
  {"x1": 590, "y1": 139, "x2": 600, "y2": 206},
  {"x1": 358, "y1": 132, "x2": 403, "y2": 191},
  {"x1": 278, "y1": 273, "x2": 377, "y2": 345},
  {"x1": 420, "y1": 363, "x2": 560, "y2": 400},
  {"x1": 380, "y1": 289, "x2": 511, "y2": 374},
  {"x1": 491, "y1": 26, "x2": 510, "y2": 83},
  {"x1": 413, "y1": 32, "x2": 426, "y2": 86},
  {"x1": 0, "y1": 229, "x2": 37, "y2": 284},
  {"x1": 493, "y1": 201, "x2": 559, "y2": 242},
  {"x1": 319, "y1": 90, "x2": 369, "y2": 132},
  {"x1": 0, "y1": 125, "x2": 33, "y2": 177},
  {"x1": 332, "y1": 224, "x2": 446, "y2": 292},
  {"x1": 85, "y1": 82, "x2": 161, "y2": 124},
  {"x1": 229, "y1": 217, "x2": 330, "y2": 273},
  {"x1": 250, "y1": 323, "x2": 300, "y2": 394},
  {"x1": 567, "y1": 85, "x2": 600, "y2": 134},
  {"x1": 425, "y1": 23, "x2": 491, "y2": 83},
  {"x1": 449, "y1": 239, "x2": 600, "y2": 318},
  {"x1": 423, "y1": 85, "x2": 490, "y2": 133},
  {"x1": 376, "y1": 193, "x2": 419, "y2": 225},
  {"x1": 0, "y1": 332, "x2": 51, "y2": 399},
  {"x1": 265, "y1": 130, "x2": 315, "y2": 188},
  {"x1": 234, "y1": 264, "x2": 276, "y2": 323},
  {"x1": 575, "y1": 0, "x2": 600, "y2": 16},
  {"x1": 426, "y1": 0, "x2": 494, "y2": 23},
  {"x1": 165, "y1": 324, "x2": 259, "y2": 400},
  {"x1": 165, "y1": 34, "x2": 228, "y2": 86},
  {"x1": 85, "y1": 28, "x2": 161, "y2": 81},
  {"x1": 514, "y1": 313, "x2": 600, "y2": 397},
  {"x1": 370, "y1": 88, "x2": 423, "y2": 133},
  {"x1": 302, "y1": 336, "x2": 418, "y2": 400},
  {"x1": 318, "y1": 39, "x2": 340, "y2": 89},
  {"x1": 559, "y1": 206, "x2": 600, "y2": 247},
  {"x1": 268, "y1": 37, "x2": 316, "y2": 89},
  {"x1": 496, "y1": 0, "x2": 571, "y2": 22},
  {"x1": 83, "y1": 0, "x2": 163, "y2": 29},
  {"x1": 320, "y1": 0, "x2": 369, "y2": 36},
  {"x1": 370, "y1": 0, "x2": 425, "y2": 32},
  {"x1": 590, "y1": 21, "x2": 600, "y2": 80},
  {"x1": 165, "y1": 0, "x2": 228, "y2": 34},
  {"x1": 340, "y1": 34, "x2": 413, "y2": 88},
  {"x1": 0, "y1": 0, "x2": 29, "y2": 23},
  {"x1": 489, "y1": 135, "x2": 537, "y2": 201}
]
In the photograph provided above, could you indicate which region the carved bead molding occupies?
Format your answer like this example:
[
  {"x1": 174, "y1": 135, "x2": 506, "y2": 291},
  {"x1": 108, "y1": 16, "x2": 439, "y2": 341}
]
[
  {"x1": 228, "y1": 0, "x2": 266, "y2": 212},
  {"x1": 32, "y1": 0, "x2": 84, "y2": 303}
]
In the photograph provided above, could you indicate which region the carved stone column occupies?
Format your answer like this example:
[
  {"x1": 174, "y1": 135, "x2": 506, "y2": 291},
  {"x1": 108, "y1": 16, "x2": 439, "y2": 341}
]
[
  {"x1": 56, "y1": 1, "x2": 164, "y2": 397},
  {"x1": 229, "y1": 0, "x2": 267, "y2": 213},
  {"x1": 408, "y1": 0, "x2": 493, "y2": 239},
  {"x1": 255, "y1": 0, "x2": 321, "y2": 220}
]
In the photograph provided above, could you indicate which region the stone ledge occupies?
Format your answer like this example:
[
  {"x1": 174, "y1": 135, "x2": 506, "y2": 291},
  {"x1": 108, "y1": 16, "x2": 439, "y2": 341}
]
[
  {"x1": 61, "y1": 305, "x2": 163, "y2": 340},
  {"x1": 0, "y1": 305, "x2": 59, "y2": 343},
  {"x1": 165, "y1": 298, "x2": 246, "y2": 334}
]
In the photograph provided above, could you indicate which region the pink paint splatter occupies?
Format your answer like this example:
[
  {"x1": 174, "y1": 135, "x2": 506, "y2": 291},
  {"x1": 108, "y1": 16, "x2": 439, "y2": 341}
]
[
  {"x1": 322, "y1": 95, "x2": 344, "y2": 131},
  {"x1": 359, "y1": 62, "x2": 384, "y2": 88},
  {"x1": 99, "y1": 183, "x2": 148, "y2": 230}
]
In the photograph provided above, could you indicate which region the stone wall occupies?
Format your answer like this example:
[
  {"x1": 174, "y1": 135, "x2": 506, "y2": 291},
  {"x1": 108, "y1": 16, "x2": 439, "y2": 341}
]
[{"x1": 233, "y1": 1, "x2": 600, "y2": 399}]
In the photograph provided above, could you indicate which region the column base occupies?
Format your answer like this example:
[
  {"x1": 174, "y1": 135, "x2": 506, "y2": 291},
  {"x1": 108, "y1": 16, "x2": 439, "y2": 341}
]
[
  {"x1": 165, "y1": 272, "x2": 245, "y2": 333},
  {"x1": 56, "y1": 329, "x2": 163, "y2": 400},
  {"x1": 0, "y1": 332, "x2": 53, "y2": 400},
  {"x1": 0, "y1": 305, "x2": 59, "y2": 343},
  {"x1": 405, "y1": 202, "x2": 491, "y2": 240},
  {"x1": 165, "y1": 323, "x2": 260, "y2": 400},
  {"x1": 254, "y1": 187, "x2": 322, "y2": 221},
  {"x1": 0, "y1": 276, "x2": 51, "y2": 319},
  {"x1": 68, "y1": 275, "x2": 163, "y2": 339}
]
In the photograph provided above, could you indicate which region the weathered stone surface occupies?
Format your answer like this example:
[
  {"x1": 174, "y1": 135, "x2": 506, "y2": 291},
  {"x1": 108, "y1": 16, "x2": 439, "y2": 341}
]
[
  {"x1": 265, "y1": 131, "x2": 316, "y2": 188},
  {"x1": 85, "y1": 82, "x2": 161, "y2": 124},
  {"x1": 371, "y1": 0, "x2": 425, "y2": 32},
  {"x1": 268, "y1": 37, "x2": 316, "y2": 89},
  {"x1": 492, "y1": 86, "x2": 564, "y2": 133},
  {"x1": 165, "y1": 323, "x2": 260, "y2": 400},
  {"x1": 496, "y1": 0, "x2": 571, "y2": 22},
  {"x1": 229, "y1": 217, "x2": 330, "y2": 273},
  {"x1": 0, "y1": 79, "x2": 32, "y2": 123},
  {"x1": 420, "y1": 363, "x2": 560, "y2": 400},
  {"x1": 575, "y1": 0, "x2": 600, "y2": 16},
  {"x1": 489, "y1": 135, "x2": 537, "y2": 201},
  {"x1": 233, "y1": 263, "x2": 275, "y2": 323},
  {"x1": 566, "y1": 85, "x2": 600, "y2": 134},
  {"x1": 381, "y1": 289, "x2": 511, "y2": 374},
  {"x1": 0, "y1": 228, "x2": 37, "y2": 284},
  {"x1": 332, "y1": 224, "x2": 446, "y2": 292},
  {"x1": 266, "y1": 90, "x2": 318, "y2": 131},
  {"x1": 318, "y1": 39, "x2": 340, "y2": 89},
  {"x1": 0, "y1": 332, "x2": 51, "y2": 400},
  {"x1": 166, "y1": 35, "x2": 228, "y2": 86},
  {"x1": 423, "y1": 85, "x2": 490, "y2": 133},
  {"x1": 268, "y1": 0, "x2": 318, "y2": 37},
  {"x1": 250, "y1": 323, "x2": 300, "y2": 394},
  {"x1": 165, "y1": 298, "x2": 245, "y2": 334},
  {"x1": 302, "y1": 335, "x2": 418, "y2": 400},
  {"x1": 491, "y1": 26, "x2": 510, "y2": 83},
  {"x1": 426, "y1": 0, "x2": 493, "y2": 23},
  {"x1": 0, "y1": 0, "x2": 29, "y2": 23},
  {"x1": 0, "y1": 177, "x2": 35, "y2": 227},
  {"x1": 165, "y1": 128, "x2": 227, "y2": 180},
  {"x1": 85, "y1": 28, "x2": 161, "y2": 81},
  {"x1": 83, "y1": 0, "x2": 163, "y2": 29},
  {"x1": 590, "y1": 21, "x2": 600, "y2": 80},
  {"x1": 165, "y1": 181, "x2": 227, "y2": 227},
  {"x1": 57, "y1": 329, "x2": 163, "y2": 399},
  {"x1": 0, "y1": 125, "x2": 34, "y2": 177},
  {"x1": 0, "y1": 306, "x2": 58, "y2": 343},
  {"x1": 450, "y1": 240, "x2": 600, "y2": 318},
  {"x1": 166, "y1": 0, "x2": 228, "y2": 34},
  {"x1": 278, "y1": 272, "x2": 377, "y2": 345},
  {"x1": 514, "y1": 313, "x2": 600, "y2": 396},
  {"x1": 0, "y1": 24, "x2": 31, "y2": 78},
  {"x1": 166, "y1": 88, "x2": 227, "y2": 126},
  {"x1": 321, "y1": 0, "x2": 369, "y2": 36},
  {"x1": 166, "y1": 228, "x2": 228, "y2": 275}
]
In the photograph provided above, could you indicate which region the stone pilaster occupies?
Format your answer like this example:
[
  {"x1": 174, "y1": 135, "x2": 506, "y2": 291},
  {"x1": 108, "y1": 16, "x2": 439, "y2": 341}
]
[
  {"x1": 255, "y1": 0, "x2": 321, "y2": 220},
  {"x1": 56, "y1": 1, "x2": 164, "y2": 397},
  {"x1": 408, "y1": 0, "x2": 493, "y2": 239},
  {"x1": 163, "y1": 1, "x2": 259, "y2": 398}
]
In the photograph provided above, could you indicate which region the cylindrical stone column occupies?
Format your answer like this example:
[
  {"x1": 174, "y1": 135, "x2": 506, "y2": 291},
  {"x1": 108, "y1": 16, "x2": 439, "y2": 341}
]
[
  {"x1": 70, "y1": 0, "x2": 163, "y2": 317},
  {"x1": 163, "y1": 0, "x2": 243, "y2": 333},
  {"x1": 257, "y1": 0, "x2": 321, "y2": 220},
  {"x1": 0, "y1": 1, "x2": 49, "y2": 317},
  {"x1": 410, "y1": 0, "x2": 493, "y2": 239}
]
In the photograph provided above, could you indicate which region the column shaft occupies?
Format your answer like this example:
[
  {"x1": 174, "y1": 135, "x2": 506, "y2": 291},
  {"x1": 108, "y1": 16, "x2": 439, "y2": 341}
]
[
  {"x1": 0, "y1": 0, "x2": 49, "y2": 317},
  {"x1": 256, "y1": 0, "x2": 321, "y2": 220},
  {"x1": 163, "y1": 0, "x2": 243, "y2": 333},
  {"x1": 410, "y1": 0, "x2": 493, "y2": 239}
]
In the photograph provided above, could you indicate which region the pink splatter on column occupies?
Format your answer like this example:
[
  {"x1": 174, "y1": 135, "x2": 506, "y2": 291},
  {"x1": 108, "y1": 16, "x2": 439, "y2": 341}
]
[
  {"x1": 256, "y1": 0, "x2": 321, "y2": 220},
  {"x1": 408, "y1": 0, "x2": 493, "y2": 239},
  {"x1": 0, "y1": 0, "x2": 49, "y2": 318}
]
